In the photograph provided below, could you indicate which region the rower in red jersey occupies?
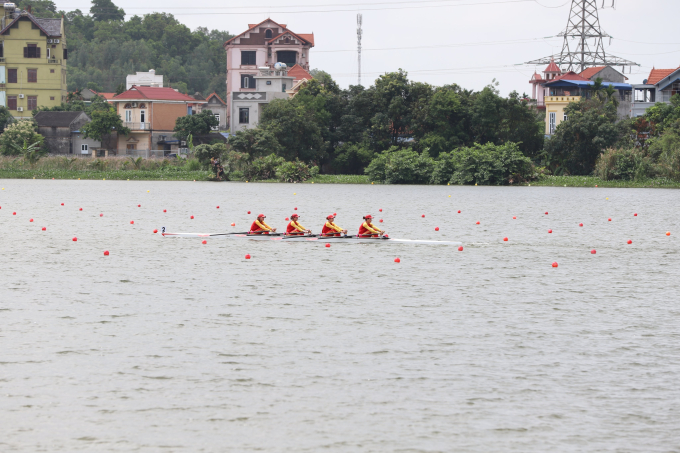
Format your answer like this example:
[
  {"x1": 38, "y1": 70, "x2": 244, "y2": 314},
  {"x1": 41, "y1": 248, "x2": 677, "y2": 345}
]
[
  {"x1": 358, "y1": 215, "x2": 384, "y2": 237},
  {"x1": 250, "y1": 214, "x2": 276, "y2": 234},
  {"x1": 286, "y1": 214, "x2": 311, "y2": 235},
  {"x1": 321, "y1": 214, "x2": 347, "y2": 237}
]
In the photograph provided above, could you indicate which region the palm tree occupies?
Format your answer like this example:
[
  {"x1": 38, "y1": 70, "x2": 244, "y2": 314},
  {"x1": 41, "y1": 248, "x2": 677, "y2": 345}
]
[
  {"x1": 604, "y1": 85, "x2": 619, "y2": 107},
  {"x1": 12, "y1": 140, "x2": 44, "y2": 167},
  {"x1": 591, "y1": 77, "x2": 605, "y2": 102}
]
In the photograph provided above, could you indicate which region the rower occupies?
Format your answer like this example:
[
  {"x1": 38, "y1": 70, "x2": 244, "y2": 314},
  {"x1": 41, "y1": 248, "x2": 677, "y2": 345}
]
[
  {"x1": 322, "y1": 214, "x2": 347, "y2": 237},
  {"x1": 286, "y1": 214, "x2": 311, "y2": 235},
  {"x1": 358, "y1": 215, "x2": 384, "y2": 237},
  {"x1": 250, "y1": 214, "x2": 276, "y2": 234}
]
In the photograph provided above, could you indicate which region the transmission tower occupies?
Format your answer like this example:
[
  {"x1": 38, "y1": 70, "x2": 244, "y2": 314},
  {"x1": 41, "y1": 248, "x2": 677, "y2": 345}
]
[
  {"x1": 525, "y1": 0, "x2": 638, "y2": 73},
  {"x1": 357, "y1": 13, "x2": 362, "y2": 86}
]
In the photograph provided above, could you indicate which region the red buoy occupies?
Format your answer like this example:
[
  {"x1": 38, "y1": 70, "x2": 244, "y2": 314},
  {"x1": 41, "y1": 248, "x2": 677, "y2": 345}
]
[
  {"x1": 247, "y1": 211, "x2": 251, "y2": 214},
  {"x1": 608, "y1": 218, "x2": 611, "y2": 221},
  {"x1": 103, "y1": 250, "x2": 109, "y2": 256},
  {"x1": 545, "y1": 212, "x2": 548, "y2": 215},
  {"x1": 202, "y1": 240, "x2": 207, "y2": 244},
  {"x1": 435, "y1": 227, "x2": 439, "y2": 231},
  {"x1": 79, "y1": 208, "x2": 83, "y2": 211},
  {"x1": 72, "y1": 237, "x2": 77, "y2": 242},
  {"x1": 379, "y1": 209, "x2": 382, "y2": 212},
  {"x1": 190, "y1": 215, "x2": 194, "y2": 219},
  {"x1": 634, "y1": 213, "x2": 638, "y2": 216},
  {"x1": 12, "y1": 212, "x2": 16, "y2": 215},
  {"x1": 42, "y1": 227, "x2": 46, "y2": 231},
  {"x1": 503, "y1": 237, "x2": 508, "y2": 241},
  {"x1": 379, "y1": 219, "x2": 383, "y2": 223},
  {"x1": 475, "y1": 221, "x2": 480, "y2": 225},
  {"x1": 231, "y1": 223, "x2": 235, "y2": 226},
  {"x1": 99, "y1": 213, "x2": 103, "y2": 217},
  {"x1": 627, "y1": 239, "x2": 632, "y2": 244},
  {"x1": 153, "y1": 229, "x2": 158, "y2": 233},
  {"x1": 137, "y1": 204, "x2": 141, "y2": 207},
  {"x1": 163, "y1": 209, "x2": 167, "y2": 213},
  {"x1": 457, "y1": 246, "x2": 463, "y2": 251},
  {"x1": 334, "y1": 212, "x2": 337, "y2": 216},
  {"x1": 512, "y1": 216, "x2": 516, "y2": 219},
  {"x1": 591, "y1": 249, "x2": 596, "y2": 254},
  {"x1": 285, "y1": 217, "x2": 289, "y2": 221},
  {"x1": 325, "y1": 243, "x2": 330, "y2": 248},
  {"x1": 394, "y1": 257, "x2": 400, "y2": 263},
  {"x1": 216, "y1": 206, "x2": 220, "y2": 209},
  {"x1": 457, "y1": 210, "x2": 461, "y2": 213},
  {"x1": 548, "y1": 229, "x2": 552, "y2": 233},
  {"x1": 130, "y1": 220, "x2": 134, "y2": 224},
  {"x1": 294, "y1": 207, "x2": 297, "y2": 210},
  {"x1": 552, "y1": 262, "x2": 558, "y2": 268},
  {"x1": 579, "y1": 223, "x2": 583, "y2": 227},
  {"x1": 421, "y1": 214, "x2": 425, "y2": 218},
  {"x1": 245, "y1": 254, "x2": 251, "y2": 259},
  {"x1": 29, "y1": 218, "x2": 33, "y2": 222},
  {"x1": 61, "y1": 203, "x2": 64, "y2": 206}
]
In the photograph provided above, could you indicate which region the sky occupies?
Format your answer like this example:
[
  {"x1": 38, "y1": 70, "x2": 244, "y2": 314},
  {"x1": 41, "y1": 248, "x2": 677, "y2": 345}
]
[{"x1": 61, "y1": 0, "x2": 679, "y2": 95}]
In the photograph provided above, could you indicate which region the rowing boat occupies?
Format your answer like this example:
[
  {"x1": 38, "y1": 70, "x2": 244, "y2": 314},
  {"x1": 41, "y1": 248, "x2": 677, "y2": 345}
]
[{"x1": 161, "y1": 231, "x2": 462, "y2": 245}]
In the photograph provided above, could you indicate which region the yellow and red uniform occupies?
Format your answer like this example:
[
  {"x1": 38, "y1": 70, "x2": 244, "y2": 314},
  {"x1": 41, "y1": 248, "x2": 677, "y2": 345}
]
[
  {"x1": 286, "y1": 220, "x2": 307, "y2": 235},
  {"x1": 322, "y1": 221, "x2": 344, "y2": 237},
  {"x1": 250, "y1": 219, "x2": 273, "y2": 234},
  {"x1": 358, "y1": 221, "x2": 382, "y2": 237}
]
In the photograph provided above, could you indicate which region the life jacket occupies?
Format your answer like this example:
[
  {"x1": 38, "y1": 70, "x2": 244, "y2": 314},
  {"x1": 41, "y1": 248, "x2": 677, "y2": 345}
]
[
  {"x1": 322, "y1": 221, "x2": 342, "y2": 236},
  {"x1": 286, "y1": 220, "x2": 306, "y2": 235}
]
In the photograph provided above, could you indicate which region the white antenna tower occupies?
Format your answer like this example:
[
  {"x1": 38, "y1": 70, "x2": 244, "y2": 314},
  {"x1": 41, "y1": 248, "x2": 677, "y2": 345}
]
[{"x1": 357, "y1": 13, "x2": 362, "y2": 86}]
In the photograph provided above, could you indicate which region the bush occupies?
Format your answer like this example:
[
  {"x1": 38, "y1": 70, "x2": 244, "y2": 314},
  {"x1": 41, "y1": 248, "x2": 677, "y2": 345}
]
[
  {"x1": 647, "y1": 129, "x2": 680, "y2": 180},
  {"x1": 332, "y1": 143, "x2": 375, "y2": 174},
  {"x1": 184, "y1": 159, "x2": 201, "y2": 171},
  {"x1": 436, "y1": 142, "x2": 534, "y2": 185},
  {"x1": 594, "y1": 148, "x2": 654, "y2": 181},
  {"x1": 365, "y1": 147, "x2": 434, "y2": 184},
  {"x1": 244, "y1": 154, "x2": 285, "y2": 181},
  {"x1": 0, "y1": 120, "x2": 44, "y2": 156},
  {"x1": 276, "y1": 159, "x2": 316, "y2": 183}
]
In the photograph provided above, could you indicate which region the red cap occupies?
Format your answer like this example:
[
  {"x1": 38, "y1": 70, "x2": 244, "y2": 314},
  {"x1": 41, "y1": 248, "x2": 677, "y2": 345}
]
[
  {"x1": 364, "y1": 215, "x2": 373, "y2": 219},
  {"x1": 257, "y1": 213, "x2": 265, "y2": 218},
  {"x1": 291, "y1": 214, "x2": 299, "y2": 218},
  {"x1": 326, "y1": 214, "x2": 335, "y2": 219}
]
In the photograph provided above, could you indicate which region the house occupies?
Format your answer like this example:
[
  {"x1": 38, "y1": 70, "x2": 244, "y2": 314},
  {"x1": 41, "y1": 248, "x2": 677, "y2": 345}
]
[
  {"x1": 579, "y1": 66, "x2": 627, "y2": 83},
  {"x1": 126, "y1": 69, "x2": 163, "y2": 90},
  {"x1": 34, "y1": 111, "x2": 100, "y2": 155},
  {"x1": 81, "y1": 88, "x2": 115, "y2": 103},
  {"x1": 203, "y1": 92, "x2": 227, "y2": 130},
  {"x1": 224, "y1": 19, "x2": 314, "y2": 127},
  {"x1": 0, "y1": 4, "x2": 68, "y2": 118},
  {"x1": 110, "y1": 86, "x2": 206, "y2": 156},
  {"x1": 230, "y1": 65, "x2": 294, "y2": 132},
  {"x1": 630, "y1": 66, "x2": 680, "y2": 117}
]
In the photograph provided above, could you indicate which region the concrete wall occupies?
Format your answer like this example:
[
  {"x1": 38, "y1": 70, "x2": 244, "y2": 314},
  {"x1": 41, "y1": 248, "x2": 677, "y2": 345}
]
[
  {"x1": 39, "y1": 126, "x2": 71, "y2": 154},
  {"x1": 73, "y1": 134, "x2": 101, "y2": 155},
  {"x1": 595, "y1": 67, "x2": 626, "y2": 84}
]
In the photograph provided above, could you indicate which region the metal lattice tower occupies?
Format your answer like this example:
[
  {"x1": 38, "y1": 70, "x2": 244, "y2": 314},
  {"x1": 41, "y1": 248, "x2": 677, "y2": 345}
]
[
  {"x1": 526, "y1": 0, "x2": 638, "y2": 73},
  {"x1": 357, "y1": 13, "x2": 362, "y2": 86}
]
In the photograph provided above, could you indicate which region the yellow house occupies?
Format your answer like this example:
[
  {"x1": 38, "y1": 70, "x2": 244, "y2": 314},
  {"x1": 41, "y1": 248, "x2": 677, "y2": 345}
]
[
  {"x1": 544, "y1": 96, "x2": 580, "y2": 135},
  {"x1": 0, "y1": 4, "x2": 67, "y2": 119}
]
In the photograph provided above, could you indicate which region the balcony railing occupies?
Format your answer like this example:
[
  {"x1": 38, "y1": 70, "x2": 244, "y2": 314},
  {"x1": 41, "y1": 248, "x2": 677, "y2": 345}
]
[
  {"x1": 124, "y1": 122, "x2": 150, "y2": 130},
  {"x1": 47, "y1": 58, "x2": 62, "y2": 64}
]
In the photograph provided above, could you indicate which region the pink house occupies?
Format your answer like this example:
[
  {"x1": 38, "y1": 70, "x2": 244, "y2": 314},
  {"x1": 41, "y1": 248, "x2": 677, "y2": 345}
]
[
  {"x1": 529, "y1": 58, "x2": 561, "y2": 108},
  {"x1": 223, "y1": 19, "x2": 314, "y2": 128}
]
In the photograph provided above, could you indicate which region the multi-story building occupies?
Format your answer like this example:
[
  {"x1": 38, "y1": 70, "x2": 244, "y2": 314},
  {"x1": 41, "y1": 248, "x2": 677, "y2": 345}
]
[
  {"x1": 630, "y1": 66, "x2": 680, "y2": 118},
  {"x1": 223, "y1": 19, "x2": 314, "y2": 128},
  {"x1": 110, "y1": 86, "x2": 206, "y2": 156},
  {"x1": 0, "y1": 3, "x2": 67, "y2": 118}
]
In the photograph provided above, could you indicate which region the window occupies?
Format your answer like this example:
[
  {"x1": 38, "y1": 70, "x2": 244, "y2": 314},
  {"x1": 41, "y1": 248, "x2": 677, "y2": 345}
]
[
  {"x1": 241, "y1": 74, "x2": 255, "y2": 89},
  {"x1": 282, "y1": 84, "x2": 286, "y2": 92},
  {"x1": 139, "y1": 103, "x2": 146, "y2": 109},
  {"x1": 27, "y1": 96, "x2": 37, "y2": 111},
  {"x1": 276, "y1": 51, "x2": 297, "y2": 66},
  {"x1": 127, "y1": 144, "x2": 136, "y2": 151},
  {"x1": 81, "y1": 144, "x2": 89, "y2": 154},
  {"x1": 63, "y1": 48, "x2": 68, "y2": 60},
  {"x1": 241, "y1": 51, "x2": 256, "y2": 65},
  {"x1": 46, "y1": 48, "x2": 50, "y2": 59},
  {"x1": 549, "y1": 112, "x2": 556, "y2": 134},
  {"x1": 125, "y1": 110, "x2": 132, "y2": 122},
  {"x1": 140, "y1": 110, "x2": 146, "y2": 126},
  {"x1": 27, "y1": 69, "x2": 37, "y2": 83},
  {"x1": 239, "y1": 108, "x2": 249, "y2": 124},
  {"x1": 0, "y1": 44, "x2": 3, "y2": 58},
  {"x1": 212, "y1": 114, "x2": 220, "y2": 131},
  {"x1": 8, "y1": 68, "x2": 17, "y2": 83},
  {"x1": 24, "y1": 44, "x2": 40, "y2": 58},
  {"x1": 265, "y1": 29, "x2": 273, "y2": 39},
  {"x1": 7, "y1": 95, "x2": 17, "y2": 110},
  {"x1": 50, "y1": 96, "x2": 54, "y2": 100},
  {"x1": 563, "y1": 114, "x2": 568, "y2": 122},
  {"x1": 124, "y1": 103, "x2": 132, "y2": 109},
  {"x1": 50, "y1": 69, "x2": 54, "y2": 73}
]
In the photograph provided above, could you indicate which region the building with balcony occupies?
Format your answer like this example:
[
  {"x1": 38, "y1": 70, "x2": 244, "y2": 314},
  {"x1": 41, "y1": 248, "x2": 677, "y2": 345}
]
[
  {"x1": 110, "y1": 86, "x2": 206, "y2": 156},
  {"x1": 0, "y1": 3, "x2": 68, "y2": 118},
  {"x1": 630, "y1": 66, "x2": 680, "y2": 118},
  {"x1": 223, "y1": 19, "x2": 314, "y2": 128}
]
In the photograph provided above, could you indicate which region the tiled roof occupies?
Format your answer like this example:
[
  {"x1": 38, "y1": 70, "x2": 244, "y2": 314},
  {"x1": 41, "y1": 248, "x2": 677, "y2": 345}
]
[
  {"x1": 225, "y1": 19, "x2": 288, "y2": 45},
  {"x1": 647, "y1": 67, "x2": 679, "y2": 85},
  {"x1": 206, "y1": 92, "x2": 226, "y2": 105},
  {"x1": 225, "y1": 19, "x2": 313, "y2": 46},
  {"x1": 34, "y1": 111, "x2": 87, "y2": 127},
  {"x1": 96, "y1": 92, "x2": 116, "y2": 100},
  {"x1": 551, "y1": 71, "x2": 589, "y2": 82},
  {"x1": 530, "y1": 72, "x2": 544, "y2": 82},
  {"x1": 267, "y1": 30, "x2": 313, "y2": 46},
  {"x1": 297, "y1": 33, "x2": 315, "y2": 46},
  {"x1": 0, "y1": 13, "x2": 61, "y2": 37},
  {"x1": 113, "y1": 86, "x2": 200, "y2": 102},
  {"x1": 544, "y1": 59, "x2": 561, "y2": 73},
  {"x1": 579, "y1": 66, "x2": 605, "y2": 79},
  {"x1": 287, "y1": 64, "x2": 312, "y2": 82}
]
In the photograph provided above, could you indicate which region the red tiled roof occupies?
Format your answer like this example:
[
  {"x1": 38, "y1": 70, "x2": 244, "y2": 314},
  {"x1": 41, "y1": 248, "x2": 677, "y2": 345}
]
[
  {"x1": 267, "y1": 30, "x2": 314, "y2": 46},
  {"x1": 225, "y1": 19, "x2": 313, "y2": 47},
  {"x1": 530, "y1": 72, "x2": 544, "y2": 82},
  {"x1": 544, "y1": 59, "x2": 561, "y2": 73},
  {"x1": 579, "y1": 66, "x2": 605, "y2": 79},
  {"x1": 287, "y1": 64, "x2": 312, "y2": 82},
  {"x1": 551, "y1": 71, "x2": 589, "y2": 82},
  {"x1": 647, "y1": 67, "x2": 679, "y2": 85},
  {"x1": 93, "y1": 91, "x2": 116, "y2": 100},
  {"x1": 112, "y1": 86, "x2": 200, "y2": 102},
  {"x1": 297, "y1": 33, "x2": 315, "y2": 46},
  {"x1": 206, "y1": 92, "x2": 226, "y2": 105}
]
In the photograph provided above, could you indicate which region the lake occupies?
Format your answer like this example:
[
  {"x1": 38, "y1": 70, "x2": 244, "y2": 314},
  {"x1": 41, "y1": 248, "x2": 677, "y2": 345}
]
[{"x1": 1, "y1": 179, "x2": 679, "y2": 451}]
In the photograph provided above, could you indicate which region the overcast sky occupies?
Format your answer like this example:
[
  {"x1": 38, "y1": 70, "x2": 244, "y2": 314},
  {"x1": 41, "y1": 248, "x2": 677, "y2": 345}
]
[{"x1": 65, "y1": 0, "x2": 678, "y2": 95}]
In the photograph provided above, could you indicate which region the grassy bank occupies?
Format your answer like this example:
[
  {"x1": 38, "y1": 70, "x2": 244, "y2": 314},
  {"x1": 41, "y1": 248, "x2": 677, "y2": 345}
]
[
  {"x1": 530, "y1": 175, "x2": 680, "y2": 188},
  {"x1": 0, "y1": 168, "x2": 211, "y2": 181}
]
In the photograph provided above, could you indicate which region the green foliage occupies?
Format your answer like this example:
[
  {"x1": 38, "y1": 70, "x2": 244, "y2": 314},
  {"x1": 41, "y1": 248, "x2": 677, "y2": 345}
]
[
  {"x1": 332, "y1": 143, "x2": 375, "y2": 174},
  {"x1": 82, "y1": 105, "x2": 130, "y2": 141},
  {"x1": 193, "y1": 143, "x2": 228, "y2": 167},
  {"x1": 259, "y1": 99, "x2": 325, "y2": 162},
  {"x1": 0, "y1": 106, "x2": 14, "y2": 133},
  {"x1": 128, "y1": 156, "x2": 143, "y2": 169},
  {"x1": 13, "y1": 140, "x2": 47, "y2": 167},
  {"x1": 228, "y1": 128, "x2": 282, "y2": 158},
  {"x1": 0, "y1": 121, "x2": 44, "y2": 156},
  {"x1": 276, "y1": 159, "x2": 317, "y2": 183},
  {"x1": 244, "y1": 154, "x2": 286, "y2": 181},
  {"x1": 365, "y1": 147, "x2": 435, "y2": 184},
  {"x1": 173, "y1": 110, "x2": 219, "y2": 139},
  {"x1": 90, "y1": 0, "x2": 125, "y2": 21},
  {"x1": 594, "y1": 148, "x2": 654, "y2": 181}
]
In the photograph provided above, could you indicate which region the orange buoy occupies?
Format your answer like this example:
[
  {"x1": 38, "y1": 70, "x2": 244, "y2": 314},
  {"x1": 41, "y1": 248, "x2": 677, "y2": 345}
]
[
  {"x1": 435, "y1": 227, "x2": 439, "y2": 231},
  {"x1": 591, "y1": 249, "x2": 596, "y2": 254},
  {"x1": 245, "y1": 254, "x2": 251, "y2": 259},
  {"x1": 457, "y1": 246, "x2": 463, "y2": 251},
  {"x1": 394, "y1": 257, "x2": 400, "y2": 263},
  {"x1": 552, "y1": 262, "x2": 558, "y2": 267},
  {"x1": 103, "y1": 250, "x2": 109, "y2": 256},
  {"x1": 325, "y1": 243, "x2": 330, "y2": 248},
  {"x1": 503, "y1": 237, "x2": 508, "y2": 241},
  {"x1": 202, "y1": 240, "x2": 207, "y2": 244},
  {"x1": 666, "y1": 232, "x2": 671, "y2": 236},
  {"x1": 231, "y1": 223, "x2": 235, "y2": 226}
]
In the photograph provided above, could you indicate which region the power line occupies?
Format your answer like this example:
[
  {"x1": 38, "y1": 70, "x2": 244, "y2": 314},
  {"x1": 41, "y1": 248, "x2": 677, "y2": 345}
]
[{"x1": 315, "y1": 36, "x2": 560, "y2": 53}]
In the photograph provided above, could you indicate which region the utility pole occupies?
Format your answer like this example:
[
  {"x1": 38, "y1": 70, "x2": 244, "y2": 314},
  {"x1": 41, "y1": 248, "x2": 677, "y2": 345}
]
[
  {"x1": 357, "y1": 13, "x2": 362, "y2": 86},
  {"x1": 525, "y1": 0, "x2": 637, "y2": 73}
]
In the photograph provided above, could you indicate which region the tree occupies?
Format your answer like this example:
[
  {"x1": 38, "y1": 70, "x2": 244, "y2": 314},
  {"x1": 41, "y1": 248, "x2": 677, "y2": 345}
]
[
  {"x1": 173, "y1": 110, "x2": 218, "y2": 139},
  {"x1": 0, "y1": 121, "x2": 44, "y2": 156},
  {"x1": 228, "y1": 128, "x2": 282, "y2": 157},
  {"x1": 259, "y1": 99, "x2": 325, "y2": 162},
  {"x1": 90, "y1": 0, "x2": 125, "y2": 22},
  {"x1": 13, "y1": 140, "x2": 47, "y2": 167},
  {"x1": 82, "y1": 106, "x2": 130, "y2": 141},
  {"x1": 0, "y1": 106, "x2": 14, "y2": 133}
]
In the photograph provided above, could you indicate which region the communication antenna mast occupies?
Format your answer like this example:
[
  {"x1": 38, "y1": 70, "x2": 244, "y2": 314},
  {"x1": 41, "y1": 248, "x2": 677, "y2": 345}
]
[
  {"x1": 357, "y1": 13, "x2": 362, "y2": 86},
  {"x1": 525, "y1": 0, "x2": 637, "y2": 73}
]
